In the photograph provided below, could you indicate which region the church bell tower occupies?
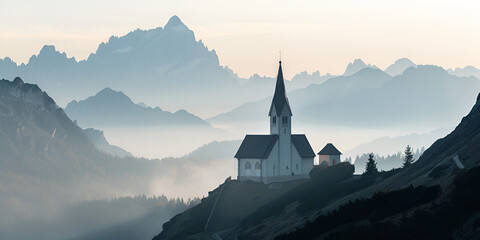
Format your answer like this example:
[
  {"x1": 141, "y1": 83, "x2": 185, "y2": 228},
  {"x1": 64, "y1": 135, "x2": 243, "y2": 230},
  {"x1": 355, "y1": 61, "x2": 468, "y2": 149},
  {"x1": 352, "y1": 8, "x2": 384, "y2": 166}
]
[{"x1": 269, "y1": 61, "x2": 293, "y2": 175}]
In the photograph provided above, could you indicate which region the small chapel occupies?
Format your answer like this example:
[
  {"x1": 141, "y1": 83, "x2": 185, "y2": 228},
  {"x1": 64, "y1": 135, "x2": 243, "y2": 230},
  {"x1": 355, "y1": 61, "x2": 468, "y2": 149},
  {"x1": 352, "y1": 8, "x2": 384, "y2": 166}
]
[{"x1": 235, "y1": 61, "x2": 316, "y2": 184}]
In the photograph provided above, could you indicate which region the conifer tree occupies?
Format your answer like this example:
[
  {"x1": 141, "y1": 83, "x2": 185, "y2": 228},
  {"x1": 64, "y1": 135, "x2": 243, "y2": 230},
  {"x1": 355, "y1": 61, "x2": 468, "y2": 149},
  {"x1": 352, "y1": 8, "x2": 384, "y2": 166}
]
[
  {"x1": 364, "y1": 153, "x2": 378, "y2": 176},
  {"x1": 403, "y1": 145, "x2": 415, "y2": 168}
]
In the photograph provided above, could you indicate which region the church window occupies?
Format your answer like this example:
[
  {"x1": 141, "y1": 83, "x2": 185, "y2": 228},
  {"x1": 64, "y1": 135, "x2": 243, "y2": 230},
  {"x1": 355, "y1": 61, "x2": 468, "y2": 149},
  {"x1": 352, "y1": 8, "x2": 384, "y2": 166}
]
[
  {"x1": 296, "y1": 164, "x2": 298, "y2": 169},
  {"x1": 284, "y1": 128, "x2": 286, "y2": 134},
  {"x1": 272, "y1": 117, "x2": 276, "y2": 124},
  {"x1": 245, "y1": 162, "x2": 251, "y2": 170},
  {"x1": 255, "y1": 162, "x2": 261, "y2": 169}
]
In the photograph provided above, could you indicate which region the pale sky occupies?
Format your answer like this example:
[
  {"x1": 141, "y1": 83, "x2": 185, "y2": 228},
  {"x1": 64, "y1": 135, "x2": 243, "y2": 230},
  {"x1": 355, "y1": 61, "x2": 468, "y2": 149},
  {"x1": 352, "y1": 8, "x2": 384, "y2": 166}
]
[{"x1": 1, "y1": 0, "x2": 479, "y2": 79}]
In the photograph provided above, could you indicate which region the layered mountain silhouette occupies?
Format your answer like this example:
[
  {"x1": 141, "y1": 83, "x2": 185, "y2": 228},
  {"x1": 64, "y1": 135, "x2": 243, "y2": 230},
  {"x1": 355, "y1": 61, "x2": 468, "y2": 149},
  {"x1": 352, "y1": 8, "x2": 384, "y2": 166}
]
[
  {"x1": 83, "y1": 128, "x2": 132, "y2": 157},
  {"x1": 447, "y1": 65, "x2": 480, "y2": 79},
  {"x1": 384, "y1": 58, "x2": 417, "y2": 76},
  {"x1": 0, "y1": 16, "x2": 239, "y2": 116},
  {"x1": 65, "y1": 87, "x2": 209, "y2": 128},
  {"x1": 342, "y1": 58, "x2": 378, "y2": 76},
  {"x1": 0, "y1": 78, "x2": 241, "y2": 239},
  {"x1": 210, "y1": 65, "x2": 480, "y2": 129}
]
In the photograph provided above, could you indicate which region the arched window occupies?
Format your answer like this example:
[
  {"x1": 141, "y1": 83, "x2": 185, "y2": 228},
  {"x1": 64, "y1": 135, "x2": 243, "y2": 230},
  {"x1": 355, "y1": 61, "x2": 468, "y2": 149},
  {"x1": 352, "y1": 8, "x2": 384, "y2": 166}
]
[
  {"x1": 245, "y1": 161, "x2": 252, "y2": 176},
  {"x1": 254, "y1": 162, "x2": 261, "y2": 177},
  {"x1": 272, "y1": 117, "x2": 276, "y2": 124}
]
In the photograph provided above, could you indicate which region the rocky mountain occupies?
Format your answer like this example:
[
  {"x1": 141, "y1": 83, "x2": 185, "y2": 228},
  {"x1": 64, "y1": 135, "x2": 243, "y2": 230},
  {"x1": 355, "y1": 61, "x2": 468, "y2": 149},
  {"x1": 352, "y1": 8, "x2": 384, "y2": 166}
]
[
  {"x1": 83, "y1": 128, "x2": 132, "y2": 158},
  {"x1": 447, "y1": 65, "x2": 480, "y2": 79},
  {"x1": 0, "y1": 78, "x2": 153, "y2": 222},
  {"x1": 209, "y1": 67, "x2": 392, "y2": 126},
  {"x1": 0, "y1": 16, "x2": 239, "y2": 117},
  {"x1": 155, "y1": 92, "x2": 480, "y2": 240},
  {"x1": 209, "y1": 65, "x2": 480, "y2": 129},
  {"x1": 0, "y1": 78, "x2": 239, "y2": 239},
  {"x1": 384, "y1": 58, "x2": 417, "y2": 76},
  {"x1": 65, "y1": 87, "x2": 209, "y2": 128},
  {"x1": 342, "y1": 58, "x2": 378, "y2": 76}
]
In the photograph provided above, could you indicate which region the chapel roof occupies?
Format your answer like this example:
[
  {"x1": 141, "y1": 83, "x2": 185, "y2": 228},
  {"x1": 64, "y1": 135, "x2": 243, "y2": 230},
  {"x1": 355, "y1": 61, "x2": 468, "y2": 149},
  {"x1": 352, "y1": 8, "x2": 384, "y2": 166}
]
[
  {"x1": 317, "y1": 143, "x2": 342, "y2": 155},
  {"x1": 291, "y1": 134, "x2": 316, "y2": 158},
  {"x1": 234, "y1": 134, "x2": 316, "y2": 159},
  {"x1": 234, "y1": 135, "x2": 278, "y2": 159}
]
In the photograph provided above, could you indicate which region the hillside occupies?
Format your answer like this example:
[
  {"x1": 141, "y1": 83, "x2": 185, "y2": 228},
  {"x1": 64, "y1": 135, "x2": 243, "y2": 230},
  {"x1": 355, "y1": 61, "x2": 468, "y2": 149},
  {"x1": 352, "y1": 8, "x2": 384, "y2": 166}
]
[
  {"x1": 0, "y1": 78, "x2": 241, "y2": 239},
  {"x1": 155, "y1": 92, "x2": 480, "y2": 240},
  {"x1": 65, "y1": 87, "x2": 209, "y2": 128},
  {"x1": 0, "y1": 77, "x2": 153, "y2": 223},
  {"x1": 83, "y1": 128, "x2": 132, "y2": 157}
]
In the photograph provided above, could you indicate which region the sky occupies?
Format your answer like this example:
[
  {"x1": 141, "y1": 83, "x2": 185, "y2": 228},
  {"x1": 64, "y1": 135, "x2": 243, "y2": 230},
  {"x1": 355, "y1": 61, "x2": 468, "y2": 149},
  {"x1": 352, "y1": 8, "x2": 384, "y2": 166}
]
[{"x1": 1, "y1": 0, "x2": 479, "y2": 79}]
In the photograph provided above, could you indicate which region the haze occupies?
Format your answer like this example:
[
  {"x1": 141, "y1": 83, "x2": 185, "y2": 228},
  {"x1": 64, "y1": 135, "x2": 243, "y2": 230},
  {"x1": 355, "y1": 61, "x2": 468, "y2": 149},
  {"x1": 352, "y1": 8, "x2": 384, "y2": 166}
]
[{"x1": 1, "y1": 0, "x2": 479, "y2": 79}]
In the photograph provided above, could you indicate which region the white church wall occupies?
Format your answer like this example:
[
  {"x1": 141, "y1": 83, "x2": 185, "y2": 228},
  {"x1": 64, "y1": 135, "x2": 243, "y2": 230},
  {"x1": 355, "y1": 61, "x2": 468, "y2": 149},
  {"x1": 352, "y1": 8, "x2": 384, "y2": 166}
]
[
  {"x1": 238, "y1": 158, "x2": 262, "y2": 182},
  {"x1": 279, "y1": 107, "x2": 292, "y2": 176},
  {"x1": 291, "y1": 144, "x2": 302, "y2": 175},
  {"x1": 265, "y1": 141, "x2": 279, "y2": 178},
  {"x1": 302, "y1": 157, "x2": 314, "y2": 175}
]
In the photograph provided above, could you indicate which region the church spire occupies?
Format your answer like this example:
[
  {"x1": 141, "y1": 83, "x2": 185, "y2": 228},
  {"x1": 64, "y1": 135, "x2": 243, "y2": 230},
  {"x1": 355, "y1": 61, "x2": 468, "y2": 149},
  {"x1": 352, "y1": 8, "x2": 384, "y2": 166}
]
[{"x1": 269, "y1": 61, "x2": 292, "y2": 116}]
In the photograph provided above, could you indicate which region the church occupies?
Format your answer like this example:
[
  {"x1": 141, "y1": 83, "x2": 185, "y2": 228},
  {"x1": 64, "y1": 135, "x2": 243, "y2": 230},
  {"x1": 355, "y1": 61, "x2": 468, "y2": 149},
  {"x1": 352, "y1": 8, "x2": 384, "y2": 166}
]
[{"x1": 235, "y1": 61, "x2": 315, "y2": 184}]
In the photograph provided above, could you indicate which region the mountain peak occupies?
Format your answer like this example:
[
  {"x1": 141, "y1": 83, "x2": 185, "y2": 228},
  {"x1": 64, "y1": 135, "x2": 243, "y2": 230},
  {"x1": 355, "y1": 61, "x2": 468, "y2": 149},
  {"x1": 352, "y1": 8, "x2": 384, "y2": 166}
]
[
  {"x1": 12, "y1": 77, "x2": 24, "y2": 86},
  {"x1": 343, "y1": 58, "x2": 377, "y2": 76},
  {"x1": 95, "y1": 87, "x2": 130, "y2": 101},
  {"x1": 164, "y1": 15, "x2": 189, "y2": 32},
  {"x1": 39, "y1": 45, "x2": 57, "y2": 55},
  {"x1": 385, "y1": 58, "x2": 417, "y2": 76}
]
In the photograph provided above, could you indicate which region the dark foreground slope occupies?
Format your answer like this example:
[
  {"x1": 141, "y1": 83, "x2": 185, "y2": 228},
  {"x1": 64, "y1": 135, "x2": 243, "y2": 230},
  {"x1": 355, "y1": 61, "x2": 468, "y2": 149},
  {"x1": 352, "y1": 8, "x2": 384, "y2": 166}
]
[{"x1": 154, "y1": 93, "x2": 480, "y2": 240}]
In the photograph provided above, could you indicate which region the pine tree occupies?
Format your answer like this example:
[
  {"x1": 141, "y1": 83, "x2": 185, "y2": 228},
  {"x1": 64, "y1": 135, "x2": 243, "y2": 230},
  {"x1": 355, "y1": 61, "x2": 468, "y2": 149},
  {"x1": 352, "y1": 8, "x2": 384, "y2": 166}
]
[
  {"x1": 364, "y1": 153, "x2": 378, "y2": 176},
  {"x1": 403, "y1": 145, "x2": 415, "y2": 168}
]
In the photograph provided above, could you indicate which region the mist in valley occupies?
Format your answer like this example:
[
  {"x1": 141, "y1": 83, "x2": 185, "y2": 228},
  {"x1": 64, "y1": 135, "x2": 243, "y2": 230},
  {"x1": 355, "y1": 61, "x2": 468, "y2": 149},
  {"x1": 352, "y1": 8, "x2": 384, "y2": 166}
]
[{"x1": 1, "y1": 5, "x2": 480, "y2": 240}]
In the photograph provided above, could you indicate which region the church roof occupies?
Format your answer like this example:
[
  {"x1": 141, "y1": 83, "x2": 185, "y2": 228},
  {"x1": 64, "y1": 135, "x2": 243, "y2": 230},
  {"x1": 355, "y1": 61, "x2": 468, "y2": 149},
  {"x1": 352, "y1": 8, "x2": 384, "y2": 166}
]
[
  {"x1": 234, "y1": 135, "x2": 278, "y2": 159},
  {"x1": 234, "y1": 134, "x2": 316, "y2": 159},
  {"x1": 292, "y1": 134, "x2": 316, "y2": 158},
  {"x1": 269, "y1": 61, "x2": 292, "y2": 116},
  {"x1": 317, "y1": 143, "x2": 342, "y2": 155}
]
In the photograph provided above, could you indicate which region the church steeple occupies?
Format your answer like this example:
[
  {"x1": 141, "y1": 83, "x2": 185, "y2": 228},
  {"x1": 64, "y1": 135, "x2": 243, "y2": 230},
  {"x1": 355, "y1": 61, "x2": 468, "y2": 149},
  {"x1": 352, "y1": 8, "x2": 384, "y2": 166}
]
[{"x1": 269, "y1": 61, "x2": 292, "y2": 117}]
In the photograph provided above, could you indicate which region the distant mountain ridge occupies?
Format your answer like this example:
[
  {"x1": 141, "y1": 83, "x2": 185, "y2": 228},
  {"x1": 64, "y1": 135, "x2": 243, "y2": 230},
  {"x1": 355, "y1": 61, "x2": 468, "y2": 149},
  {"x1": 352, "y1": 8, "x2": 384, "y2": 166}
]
[
  {"x1": 65, "y1": 87, "x2": 209, "y2": 128},
  {"x1": 447, "y1": 65, "x2": 480, "y2": 79},
  {"x1": 209, "y1": 65, "x2": 480, "y2": 130},
  {"x1": 384, "y1": 58, "x2": 417, "y2": 76},
  {"x1": 343, "y1": 58, "x2": 378, "y2": 76},
  {"x1": 0, "y1": 16, "x2": 239, "y2": 117},
  {"x1": 83, "y1": 128, "x2": 132, "y2": 158}
]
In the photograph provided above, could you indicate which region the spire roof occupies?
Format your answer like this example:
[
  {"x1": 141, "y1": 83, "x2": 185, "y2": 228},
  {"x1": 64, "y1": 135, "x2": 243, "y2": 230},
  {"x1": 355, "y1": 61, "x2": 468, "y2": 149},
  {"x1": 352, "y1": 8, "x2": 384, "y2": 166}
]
[{"x1": 269, "y1": 61, "x2": 292, "y2": 116}]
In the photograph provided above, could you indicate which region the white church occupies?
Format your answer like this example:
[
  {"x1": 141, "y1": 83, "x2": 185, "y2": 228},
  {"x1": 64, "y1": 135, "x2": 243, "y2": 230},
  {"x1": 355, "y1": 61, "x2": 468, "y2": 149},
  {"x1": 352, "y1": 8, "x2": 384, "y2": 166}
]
[{"x1": 235, "y1": 61, "x2": 316, "y2": 184}]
